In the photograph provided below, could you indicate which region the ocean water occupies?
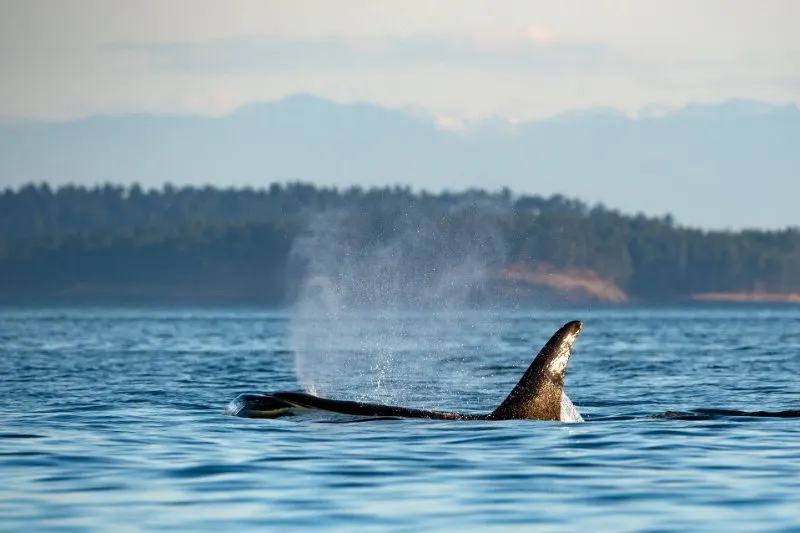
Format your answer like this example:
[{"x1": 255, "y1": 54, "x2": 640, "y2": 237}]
[{"x1": 1, "y1": 305, "x2": 799, "y2": 532}]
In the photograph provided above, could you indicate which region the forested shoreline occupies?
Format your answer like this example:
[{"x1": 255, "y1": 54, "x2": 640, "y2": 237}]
[{"x1": 2, "y1": 182, "x2": 799, "y2": 305}]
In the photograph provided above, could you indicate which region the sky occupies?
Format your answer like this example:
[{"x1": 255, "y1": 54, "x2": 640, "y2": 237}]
[{"x1": 1, "y1": 0, "x2": 799, "y2": 122}]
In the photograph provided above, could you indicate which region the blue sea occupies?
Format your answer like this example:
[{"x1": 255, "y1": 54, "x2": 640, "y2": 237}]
[{"x1": 1, "y1": 305, "x2": 799, "y2": 532}]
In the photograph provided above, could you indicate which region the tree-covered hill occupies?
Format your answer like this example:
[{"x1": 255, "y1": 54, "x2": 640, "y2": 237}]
[{"x1": 1, "y1": 182, "x2": 799, "y2": 305}]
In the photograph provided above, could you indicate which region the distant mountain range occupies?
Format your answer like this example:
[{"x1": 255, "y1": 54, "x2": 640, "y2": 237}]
[{"x1": 1, "y1": 94, "x2": 798, "y2": 230}]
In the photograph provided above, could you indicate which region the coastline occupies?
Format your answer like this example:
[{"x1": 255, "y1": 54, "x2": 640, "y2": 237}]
[
  {"x1": 2, "y1": 265, "x2": 800, "y2": 307},
  {"x1": 690, "y1": 292, "x2": 800, "y2": 304}
]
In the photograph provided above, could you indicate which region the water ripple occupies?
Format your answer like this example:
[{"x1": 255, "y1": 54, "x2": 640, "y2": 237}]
[{"x1": 2, "y1": 306, "x2": 800, "y2": 531}]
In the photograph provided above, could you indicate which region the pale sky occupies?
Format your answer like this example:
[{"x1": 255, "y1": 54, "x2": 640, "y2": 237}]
[{"x1": 1, "y1": 0, "x2": 799, "y2": 121}]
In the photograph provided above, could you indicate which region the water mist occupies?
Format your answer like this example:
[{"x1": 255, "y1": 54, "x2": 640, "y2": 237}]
[{"x1": 286, "y1": 203, "x2": 510, "y2": 409}]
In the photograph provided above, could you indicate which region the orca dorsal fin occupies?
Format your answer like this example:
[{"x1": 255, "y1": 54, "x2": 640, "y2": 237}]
[{"x1": 490, "y1": 320, "x2": 583, "y2": 421}]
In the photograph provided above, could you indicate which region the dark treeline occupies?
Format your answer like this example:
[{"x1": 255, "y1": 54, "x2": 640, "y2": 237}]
[{"x1": 1, "y1": 182, "x2": 799, "y2": 304}]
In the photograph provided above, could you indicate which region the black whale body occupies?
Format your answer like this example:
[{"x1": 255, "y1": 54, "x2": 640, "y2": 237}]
[{"x1": 227, "y1": 320, "x2": 584, "y2": 422}]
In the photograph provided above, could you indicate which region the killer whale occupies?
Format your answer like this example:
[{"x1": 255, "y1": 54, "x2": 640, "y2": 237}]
[{"x1": 227, "y1": 320, "x2": 584, "y2": 422}]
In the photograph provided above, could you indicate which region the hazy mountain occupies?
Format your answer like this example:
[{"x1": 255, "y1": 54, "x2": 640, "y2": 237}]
[{"x1": 1, "y1": 94, "x2": 798, "y2": 230}]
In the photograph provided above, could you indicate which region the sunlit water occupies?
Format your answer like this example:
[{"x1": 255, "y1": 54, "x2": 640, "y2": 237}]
[{"x1": 1, "y1": 306, "x2": 799, "y2": 532}]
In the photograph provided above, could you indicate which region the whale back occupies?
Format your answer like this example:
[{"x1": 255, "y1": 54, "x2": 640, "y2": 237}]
[
  {"x1": 228, "y1": 320, "x2": 584, "y2": 422},
  {"x1": 490, "y1": 320, "x2": 583, "y2": 421}
]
